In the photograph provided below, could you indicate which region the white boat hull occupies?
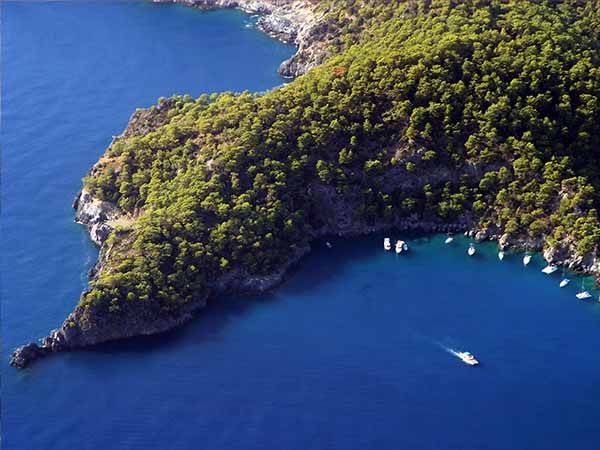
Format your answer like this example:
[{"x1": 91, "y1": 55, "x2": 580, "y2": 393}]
[
  {"x1": 523, "y1": 255, "x2": 532, "y2": 266},
  {"x1": 542, "y1": 265, "x2": 558, "y2": 274},
  {"x1": 461, "y1": 358, "x2": 479, "y2": 366},
  {"x1": 559, "y1": 279, "x2": 570, "y2": 288},
  {"x1": 457, "y1": 352, "x2": 479, "y2": 366},
  {"x1": 384, "y1": 238, "x2": 391, "y2": 251},
  {"x1": 395, "y1": 240, "x2": 407, "y2": 254},
  {"x1": 576, "y1": 291, "x2": 592, "y2": 300}
]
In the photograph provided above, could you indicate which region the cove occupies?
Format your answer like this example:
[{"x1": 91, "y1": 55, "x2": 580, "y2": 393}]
[
  {"x1": 1, "y1": 2, "x2": 293, "y2": 448},
  {"x1": 3, "y1": 2, "x2": 600, "y2": 450}
]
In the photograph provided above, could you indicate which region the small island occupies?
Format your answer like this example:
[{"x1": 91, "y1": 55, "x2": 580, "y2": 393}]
[{"x1": 11, "y1": 0, "x2": 600, "y2": 368}]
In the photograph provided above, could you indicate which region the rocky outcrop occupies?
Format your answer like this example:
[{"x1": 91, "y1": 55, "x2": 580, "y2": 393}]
[
  {"x1": 151, "y1": 0, "x2": 327, "y2": 77},
  {"x1": 9, "y1": 343, "x2": 48, "y2": 369},
  {"x1": 73, "y1": 189, "x2": 121, "y2": 246}
]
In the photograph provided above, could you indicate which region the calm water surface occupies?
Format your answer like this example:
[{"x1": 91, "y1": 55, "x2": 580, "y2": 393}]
[{"x1": 3, "y1": 2, "x2": 600, "y2": 449}]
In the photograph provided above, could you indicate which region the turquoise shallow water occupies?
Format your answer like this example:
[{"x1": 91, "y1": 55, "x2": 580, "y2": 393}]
[{"x1": 3, "y1": 2, "x2": 600, "y2": 449}]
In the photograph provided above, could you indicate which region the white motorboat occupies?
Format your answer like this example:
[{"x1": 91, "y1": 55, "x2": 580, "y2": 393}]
[
  {"x1": 467, "y1": 244, "x2": 476, "y2": 256},
  {"x1": 457, "y1": 351, "x2": 479, "y2": 366},
  {"x1": 541, "y1": 265, "x2": 558, "y2": 275},
  {"x1": 523, "y1": 254, "x2": 532, "y2": 266},
  {"x1": 326, "y1": 241, "x2": 332, "y2": 249},
  {"x1": 445, "y1": 236, "x2": 454, "y2": 244},
  {"x1": 395, "y1": 240, "x2": 408, "y2": 253},
  {"x1": 576, "y1": 280, "x2": 592, "y2": 300},
  {"x1": 498, "y1": 251, "x2": 505, "y2": 261},
  {"x1": 576, "y1": 291, "x2": 592, "y2": 300},
  {"x1": 559, "y1": 268, "x2": 570, "y2": 287},
  {"x1": 384, "y1": 238, "x2": 391, "y2": 251}
]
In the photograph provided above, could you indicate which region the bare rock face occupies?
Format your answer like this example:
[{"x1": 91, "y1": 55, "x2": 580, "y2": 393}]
[{"x1": 73, "y1": 189, "x2": 121, "y2": 246}]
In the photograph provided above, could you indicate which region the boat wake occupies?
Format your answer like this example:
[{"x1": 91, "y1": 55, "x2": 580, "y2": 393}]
[
  {"x1": 404, "y1": 330, "x2": 470, "y2": 362},
  {"x1": 439, "y1": 344, "x2": 462, "y2": 359},
  {"x1": 430, "y1": 338, "x2": 468, "y2": 360}
]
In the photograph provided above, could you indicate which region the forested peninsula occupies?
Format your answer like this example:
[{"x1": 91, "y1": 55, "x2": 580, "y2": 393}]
[{"x1": 11, "y1": 0, "x2": 600, "y2": 368}]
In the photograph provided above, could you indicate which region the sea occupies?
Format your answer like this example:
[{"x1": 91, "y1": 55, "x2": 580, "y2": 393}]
[{"x1": 3, "y1": 2, "x2": 600, "y2": 449}]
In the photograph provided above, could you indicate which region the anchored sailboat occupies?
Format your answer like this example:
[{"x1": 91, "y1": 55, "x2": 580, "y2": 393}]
[
  {"x1": 576, "y1": 279, "x2": 592, "y2": 300},
  {"x1": 467, "y1": 243, "x2": 476, "y2": 256},
  {"x1": 559, "y1": 268, "x2": 570, "y2": 288}
]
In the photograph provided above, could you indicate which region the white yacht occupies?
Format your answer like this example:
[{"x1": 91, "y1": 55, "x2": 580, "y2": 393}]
[
  {"x1": 559, "y1": 268, "x2": 570, "y2": 287},
  {"x1": 445, "y1": 235, "x2": 454, "y2": 244},
  {"x1": 498, "y1": 251, "x2": 505, "y2": 261},
  {"x1": 457, "y1": 351, "x2": 479, "y2": 366},
  {"x1": 384, "y1": 238, "x2": 391, "y2": 251},
  {"x1": 468, "y1": 244, "x2": 476, "y2": 256},
  {"x1": 326, "y1": 241, "x2": 332, "y2": 249},
  {"x1": 523, "y1": 254, "x2": 532, "y2": 266},
  {"x1": 395, "y1": 240, "x2": 408, "y2": 254},
  {"x1": 576, "y1": 281, "x2": 592, "y2": 300},
  {"x1": 541, "y1": 265, "x2": 558, "y2": 275},
  {"x1": 576, "y1": 290, "x2": 592, "y2": 300}
]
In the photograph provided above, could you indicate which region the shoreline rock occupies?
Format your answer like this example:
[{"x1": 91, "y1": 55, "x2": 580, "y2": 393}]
[
  {"x1": 11, "y1": 203, "x2": 599, "y2": 369},
  {"x1": 12, "y1": 137, "x2": 600, "y2": 369},
  {"x1": 12, "y1": 139, "x2": 600, "y2": 369}
]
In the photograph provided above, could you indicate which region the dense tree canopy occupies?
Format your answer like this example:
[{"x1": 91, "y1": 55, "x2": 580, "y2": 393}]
[{"x1": 80, "y1": 0, "x2": 600, "y2": 325}]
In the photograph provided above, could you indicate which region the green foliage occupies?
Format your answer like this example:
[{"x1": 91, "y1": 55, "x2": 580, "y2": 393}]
[{"x1": 81, "y1": 0, "x2": 600, "y2": 319}]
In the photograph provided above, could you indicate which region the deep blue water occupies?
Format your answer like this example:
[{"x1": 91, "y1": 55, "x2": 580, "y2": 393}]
[{"x1": 3, "y1": 2, "x2": 600, "y2": 449}]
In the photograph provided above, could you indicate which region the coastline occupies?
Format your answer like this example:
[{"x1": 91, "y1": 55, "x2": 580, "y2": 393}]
[
  {"x1": 11, "y1": 162, "x2": 599, "y2": 369},
  {"x1": 9, "y1": 1, "x2": 600, "y2": 370},
  {"x1": 10, "y1": 99, "x2": 600, "y2": 367}
]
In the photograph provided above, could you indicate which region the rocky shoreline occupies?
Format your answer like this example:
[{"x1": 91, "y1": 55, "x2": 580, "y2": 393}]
[
  {"x1": 10, "y1": 133, "x2": 600, "y2": 368},
  {"x1": 151, "y1": 0, "x2": 327, "y2": 77},
  {"x1": 9, "y1": 2, "x2": 600, "y2": 369},
  {"x1": 13, "y1": 171, "x2": 598, "y2": 369}
]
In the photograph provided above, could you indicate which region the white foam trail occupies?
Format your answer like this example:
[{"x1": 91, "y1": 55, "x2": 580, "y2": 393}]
[
  {"x1": 434, "y1": 341, "x2": 462, "y2": 359},
  {"x1": 403, "y1": 328, "x2": 463, "y2": 360}
]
